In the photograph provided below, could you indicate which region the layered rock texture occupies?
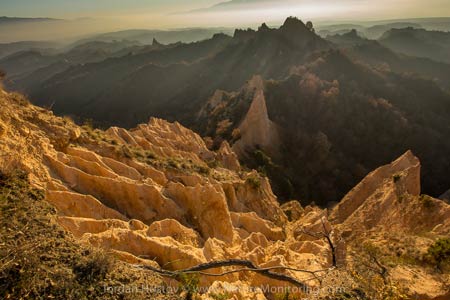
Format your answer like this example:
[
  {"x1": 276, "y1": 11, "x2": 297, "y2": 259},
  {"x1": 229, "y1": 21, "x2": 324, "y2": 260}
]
[
  {"x1": 231, "y1": 76, "x2": 280, "y2": 157},
  {"x1": 0, "y1": 88, "x2": 449, "y2": 299}
]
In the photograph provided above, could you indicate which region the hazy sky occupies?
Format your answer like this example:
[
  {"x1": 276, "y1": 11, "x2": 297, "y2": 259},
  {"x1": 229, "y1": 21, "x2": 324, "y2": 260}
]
[{"x1": 1, "y1": 0, "x2": 450, "y2": 26}]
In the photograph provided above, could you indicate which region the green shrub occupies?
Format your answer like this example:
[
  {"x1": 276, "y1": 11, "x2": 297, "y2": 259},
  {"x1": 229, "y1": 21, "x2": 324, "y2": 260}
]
[
  {"x1": 195, "y1": 165, "x2": 211, "y2": 175},
  {"x1": 73, "y1": 251, "x2": 113, "y2": 284},
  {"x1": 253, "y1": 149, "x2": 274, "y2": 167},
  {"x1": 419, "y1": 195, "x2": 435, "y2": 209},
  {"x1": 145, "y1": 151, "x2": 157, "y2": 160},
  {"x1": 398, "y1": 194, "x2": 407, "y2": 203},
  {"x1": 210, "y1": 292, "x2": 231, "y2": 300},
  {"x1": 82, "y1": 118, "x2": 94, "y2": 129},
  {"x1": 246, "y1": 175, "x2": 261, "y2": 190},
  {"x1": 11, "y1": 92, "x2": 30, "y2": 106},
  {"x1": 274, "y1": 292, "x2": 290, "y2": 300},
  {"x1": 392, "y1": 174, "x2": 401, "y2": 183},
  {"x1": 121, "y1": 146, "x2": 134, "y2": 159},
  {"x1": 167, "y1": 159, "x2": 181, "y2": 169},
  {"x1": 131, "y1": 149, "x2": 145, "y2": 158},
  {"x1": 207, "y1": 159, "x2": 221, "y2": 169},
  {"x1": 424, "y1": 238, "x2": 450, "y2": 271},
  {"x1": 178, "y1": 273, "x2": 200, "y2": 300}
]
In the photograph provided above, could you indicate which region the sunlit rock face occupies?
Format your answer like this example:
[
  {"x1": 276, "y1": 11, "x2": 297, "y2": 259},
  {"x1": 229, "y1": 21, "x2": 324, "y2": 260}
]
[{"x1": 232, "y1": 76, "x2": 281, "y2": 158}]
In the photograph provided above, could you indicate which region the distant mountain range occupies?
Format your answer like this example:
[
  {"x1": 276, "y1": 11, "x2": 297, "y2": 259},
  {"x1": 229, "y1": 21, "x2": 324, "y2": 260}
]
[
  {"x1": 317, "y1": 18, "x2": 450, "y2": 39},
  {"x1": 323, "y1": 24, "x2": 450, "y2": 63},
  {"x1": 319, "y1": 22, "x2": 423, "y2": 39},
  {"x1": 326, "y1": 29, "x2": 450, "y2": 89},
  {"x1": 0, "y1": 16, "x2": 61, "y2": 24},
  {"x1": 379, "y1": 27, "x2": 450, "y2": 63},
  {"x1": 0, "y1": 39, "x2": 145, "y2": 92},
  {"x1": 0, "y1": 41, "x2": 59, "y2": 59},
  {"x1": 2, "y1": 17, "x2": 450, "y2": 205},
  {"x1": 76, "y1": 28, "x2": 236, "y2": 45}
]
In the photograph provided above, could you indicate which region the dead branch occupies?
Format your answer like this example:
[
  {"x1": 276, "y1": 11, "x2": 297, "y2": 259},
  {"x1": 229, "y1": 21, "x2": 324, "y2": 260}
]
[
  {"x1": 299, "y1": 216, "x2": 341, "y2": 268},
  {"x1": 368, "y1": 252, "x2": 389, "y2": 284},
  {"x1": 135, "y1": 259, "x2": 334, "y2": 289}
]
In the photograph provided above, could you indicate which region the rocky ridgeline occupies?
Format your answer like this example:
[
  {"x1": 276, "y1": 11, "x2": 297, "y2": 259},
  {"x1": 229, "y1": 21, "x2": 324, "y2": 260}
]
[{"x1": 0, "y1": 88, "x2": 449, "y2": 299}]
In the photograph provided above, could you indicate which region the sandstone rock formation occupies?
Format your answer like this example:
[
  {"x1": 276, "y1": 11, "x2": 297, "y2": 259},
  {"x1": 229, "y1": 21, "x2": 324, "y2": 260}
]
[
  {"x1": 232, "y1": 76, "x2": 280, "y2": 158},
  {"x1": 217, "y1": 141, "x2": 241, "y2": 171},
  {"x1": 281, "y1": 200, "x2": 304, "y2": 222},
  {"x1": 330, "y1": 150, "x2": 421, "y2": 223},
  {"x1": 330, "y1": 150, "x2": 449, "y2": 236},
  {"x1": 1, "y1": 87, "x2": 449, "y2": 299}
]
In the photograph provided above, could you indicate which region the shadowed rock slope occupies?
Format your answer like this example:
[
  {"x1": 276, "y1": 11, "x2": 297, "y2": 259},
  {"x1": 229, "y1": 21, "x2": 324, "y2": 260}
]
[
  {"x1": 197, "y1": 50, "x2": 450, "y2": 206},
  {"x1": 0, "y1": 88, "x2": 449, "y2": 299},
  {"x1": 9, "y1": 17, "x2": 328, "y2": 128}
]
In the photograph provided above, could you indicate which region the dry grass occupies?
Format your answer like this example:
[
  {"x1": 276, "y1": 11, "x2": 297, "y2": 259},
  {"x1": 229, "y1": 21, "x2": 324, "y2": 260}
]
[{"x1": 0, "y1": 170, "x2": 176, "y2": 300}]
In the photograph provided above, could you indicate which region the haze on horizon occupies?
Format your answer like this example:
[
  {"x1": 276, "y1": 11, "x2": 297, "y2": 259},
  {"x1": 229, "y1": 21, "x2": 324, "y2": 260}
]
[{"x1": 1, "y1": 0, "x2": 450, "y2": 42}]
